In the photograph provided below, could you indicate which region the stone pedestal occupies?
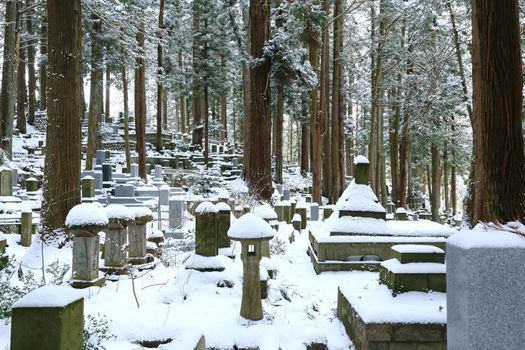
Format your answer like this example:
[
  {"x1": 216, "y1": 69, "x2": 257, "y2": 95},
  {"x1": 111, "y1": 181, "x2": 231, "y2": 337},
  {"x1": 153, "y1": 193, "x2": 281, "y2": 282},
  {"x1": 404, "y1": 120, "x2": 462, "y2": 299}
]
[
  {"x1": 195, "y1": 206, "x2": 218, "y2": 257},
  {"x1": 20, "y1": 211, "x2": 32, "y2": 247},
  {"x1": 11, "y1": 286, "x2": 84, "y2": 350},
  {"x1": 354, "y1": 156, "x2": 370, "y2": 185},
  {"x1": 217, "y1": 207, "x2": 231, "y2": 249},
  {"x1": 71, "y1": 232, "x2": 105, "y2": 288},
  {"x1": 295, "y1": 205, "x2": 307, "y2": 230},
  {"x1": 159, "y1": 185, "x2": 170, "y2": 206},
  {"x1": 169, "y1": 197, "x2": 184, "y2": 230},
  {"x1": 103, "y1": 222, "x2": 129, "y2": 274},
  {"x1": 282, "y1": 188, "x2": 290, "y2": 201},
  {"x1": 447, "y1": 231, "x2": 525, "y2": 350},
  {"x1": 274, "y1": 202, "x2": 291, "y2": 224}
]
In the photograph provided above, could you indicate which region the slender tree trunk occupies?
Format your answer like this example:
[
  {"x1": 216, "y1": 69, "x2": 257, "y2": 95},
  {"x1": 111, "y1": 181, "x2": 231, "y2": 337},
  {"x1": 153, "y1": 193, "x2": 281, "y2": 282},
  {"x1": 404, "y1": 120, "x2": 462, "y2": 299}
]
[
  {"x1": 41, "y1": 0, "x2": 82, "y2": 233},
  {"x1": 156, "y1": 0, "x2": 165, "y2": 151},
  {"x1": 470, "y1": 0, "x2": 525, "y2": 224},
  {"x1": 1, "y1": 0, "x2": 18, "y2": 157},
  {"x1": 451, "y1": 165, "x2": 457, "y2": 215},
  {"x1": 204, "y1": 81, "x2": 210, "y2": 167},
  {"x1": 191, "y1": 2, "x2": 203, "y2": 146},
  {"x1": 39, "y1": 16, "x2": 47, "y2": 111},
  {"x1": 310, "y1": 26, "x2": 322, "y2": 203},
  {"x1": 300, "y1": 101, "x2": 309, "y2": 177},
  {"x1": 135, "y1": 17, "x2": 147, "y2": 180},
  {"x1": 120, "y1": 36, "x2": 131, "y2": 172},
  {"x1": 178, "y1": 50, "x2": 186, "y2": 133},
  {"x1": 17, "y1": 15, "x2": 27, "y2": 134},
  {"x1": 329, "y1": 0, "x2": 343, "y2": 203},
  {"x1": 27, "y1": 0, "x2": 37, "y2": 126},
  {"x1": 321, "y1": 0, "x2": 331, "y2": 198},
  {"x1": 220, "y1": 54, "x2": 227, "y2": 142},
  {"x1": 246, "y1": 0, "x2": 271, "y2": 200},
  {"x1": 85, "y1": 15, "x2": 103, "y2": 171},
  {"x1": 274, "y1": 84, "x2": 284, "y2": 184},
  {"x1": 242, "y1": 6, "x2": 251, "y2": 178},
  {"x1": 390, "y1": 88, "x2": 400, "y2": 207},
  {"x1": 443, "y1": 145, "x2": 449, "y2": 212},
  {"x1": 105, "y1": 60, "x2": 110, "y2": 120},
  {"x1": 431, "y1": 144, "x2": 441, "y2": 222}
]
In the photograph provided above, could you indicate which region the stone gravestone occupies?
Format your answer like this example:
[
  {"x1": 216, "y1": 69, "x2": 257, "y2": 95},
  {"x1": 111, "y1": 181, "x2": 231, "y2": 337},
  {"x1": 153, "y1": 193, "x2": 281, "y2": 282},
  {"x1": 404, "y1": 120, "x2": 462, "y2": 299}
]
[
  {"x1": 228, "y1": 213, "x2": 274, "y2": 321},
  {"x1": 20, "y1": 208, "x2": 33, "y2": 247},
  {"x1": 65, "y1": 203, "x2": 108, "y2": 288},
  {"x1": 354, "y1": 155, "x2": 370, "y2": 185},
  {"x1": 96, "y1": 150, "x2": 106, "y2": 165},
  {"x1": 310, "y1": 202, "x2": 319, "y2": 221},
  {"x1": 128, "y1": 207, "x2": 153, "y2": 265},
  {"x1": 130, "y1": 163, "x2": 139, "y2": 178},
  {"x1": 93, "y1": 166, "x2": 103, "y2": 190},
  {"x1": 103, "y1": 204, "x2": 135, "y2": 274},
  {"x1": 102, "y1": 163, "x2": 113, "y2": 182},
  {"x1": 216, "y1": 202, "x2": 231, "y2": 249},
  {"x1": 159, "y1": 185, "x2": 170, "y2": 206},
  {"x1": 25, "y1": 177, "x2": 39, "y2": 192},
  {"x1": 169, "y1": 197, "x2": 184, "y2": 230},
  {"x1": 115, "y1": 184, "x2": 135, "y2": 197},
  {"x1": 81, "y1": 176, "x2": 95, "y2": 199},
  {"x1": 195, "y1": 202, "x2": 219, "y2": 257},
  {"x1": 0, "y1": 168, "x2": 13, "y2": 196},
  {"x1": 11, "y1": 286, "x2": 84, "y2": 350},
  {"x1": 282, "y1": 188, "x2": 290, "y2": 201}
]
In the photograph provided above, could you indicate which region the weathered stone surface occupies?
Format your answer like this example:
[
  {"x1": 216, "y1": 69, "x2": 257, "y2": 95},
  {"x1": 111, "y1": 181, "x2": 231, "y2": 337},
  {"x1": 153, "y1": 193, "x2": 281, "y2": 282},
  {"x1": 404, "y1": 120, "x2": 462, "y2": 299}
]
[
  {"x1": 447, "y1": 242, "x2": 525, "y2": 350},
  {"x1": 20, "y1": 211, "x2": 32, "y2": 247},
  {"x1": 217, "y1": 209, "x2": 231, "y2": 249},
  {"x1": 0, "y1": 168, "x2": 13, "y2": 196},
  {"x1": 195, "y1": 212, "x2": 218, "y2": 257},
  {"x1": 11, "y1": 289, "x2": 84, "y2": 350}
]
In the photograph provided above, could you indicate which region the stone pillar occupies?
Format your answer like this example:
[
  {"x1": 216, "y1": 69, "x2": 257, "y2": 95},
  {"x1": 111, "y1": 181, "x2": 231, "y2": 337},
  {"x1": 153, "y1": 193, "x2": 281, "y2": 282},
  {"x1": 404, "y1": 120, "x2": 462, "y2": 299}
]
[
  {"x1": 20, "y1": 210, "x2": 32, "y2": 247},
  {"x1": 310, "y1": 202, "x2": 319, "y2": 221},
  {"x1": 195, "y1": 202, "x2": 219, "y2": 257},
  {"x1": 274, "y1": 202, "x2": 291, "y2": 224},
  {"x1": 169, "y1": 197, "x2": 184, "y2": 230},
  {"x1": 159, "y1": 185, "x2": 170, "y2": 206},
  {"x1": 102, "y1": 163, "x2": 112, "y2": 182},
  {"x1": 81, "y1": 176, "x2": 95, "y2": 199},
  {"x1": 295, "y1": 202, "x2": 307, "y2": 229},
  {"x1": 354, "y1": 155, "x2": 370, "y2": 185},
  {"x1": 0, "y1": 168, "x2": 13, "y2": 196},
  {"x1": 154, "y1": 164, "x2": 163, "y2": 179},
  {"x1": 217, "y1": 204, "x2": 231, "y2": 249},
  {"x1": 103, "y1": 205, "x2": 134, "y2": 274},
  {"x1": 96, "y1": 150, "x2": 106, "y2": 165},
  {"x1": 93, "y1": 167, "x2": 103, "y2": 190},
  {"x1": 25, "y1": 177, "x2": 39, "y2": 192},
  {"x1": 128, "y1": 208, "x2": 153, "y2": 265},
  {"x1": 228, "y1": 214, "x2": 273, "y2": 321},
  {"x1": 282, "y1": 188, "x2": 290, "y2": 201},
  {"x1": 292, "y1": 214, "x2": 301, "y2": 231},
  {"x1": 233, "y1": 206, "x2": 243, "y2": 218},
  {"x1": 130, "y1": 163, "x2": 139, "y2": 178},
  {"x1": 11, "y1": 286, "x2": 84, "y2": 350}
]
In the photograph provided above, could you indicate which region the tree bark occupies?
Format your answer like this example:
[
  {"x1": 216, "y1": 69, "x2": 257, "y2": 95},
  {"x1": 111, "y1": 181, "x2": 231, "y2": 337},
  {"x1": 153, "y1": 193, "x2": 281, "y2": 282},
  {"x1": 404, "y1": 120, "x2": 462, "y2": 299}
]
[
  {"x1": 320, "y1": 0, "x2": 331, "y2": 198},
  {"x1": 431, "y1": 143, "x2": 441, "y2": 222},
  {"x1": 470, "y1": 0, "x2": 525, "y2": 224},
  {"x1": 191, "y1": 2, "x2": 203, "y2": 146},
  {"x1": 135, "y1": 17, "x2": 147, "y2": 180},
  {"x1": 310, "y1": 26, "x2": 322, "y2": 203},
  {"x1": 156, "y1": 0, "x2": 165, "y2": 151},
  {"x1": 120, "y1": 35, "x2": 131, "y2": 172},
  {"x1": 1, "y1": 0, "x2": 18, "y2": 157},
  {"x1": 300, "y1": 103, "x2": 309, "y2": 177},
  {"x1": 246, "y1": 0, "x2": 271, "y2": 200},
  {"x1": 27, "y1": 0, "x2": 37, "y2": 126},
  {"x1": 220, "y1": 54, "x2": 227, "y2": 142},
  {"x1": 85, "y1": 15, "x2": 103, "y2": 171},
  {"x1": 274, "y1": 84, "x2": 284, "y2": 184},
  {"x1": 41, "y1": 0, "x2": 82, "y2": 233},
  {"x1": 105, "y1": 59, "x2": 110, "y2": 120},
  {"x1": 17, "y1": 13, "x2": 27, "y2": 135},
  {"x1": 39, "y1": 15, "x2": 47, "y2": 111}
]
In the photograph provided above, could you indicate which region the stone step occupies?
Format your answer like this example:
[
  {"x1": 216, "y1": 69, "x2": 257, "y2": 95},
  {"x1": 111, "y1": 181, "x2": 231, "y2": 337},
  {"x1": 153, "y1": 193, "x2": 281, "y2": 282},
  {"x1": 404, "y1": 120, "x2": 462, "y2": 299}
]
[{"x1": 391, "y1": 244, "x2": 445, "y2": 264}]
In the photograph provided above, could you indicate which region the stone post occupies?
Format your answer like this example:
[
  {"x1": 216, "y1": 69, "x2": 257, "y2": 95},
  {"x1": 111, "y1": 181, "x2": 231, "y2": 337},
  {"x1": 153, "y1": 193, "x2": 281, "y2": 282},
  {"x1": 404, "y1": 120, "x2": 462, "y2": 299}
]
[
  {"x1": 168, "y1": 197, "x2": 184, "y2": 230},
  {"x1": 93, "y1": 167, "x2": 103, "y2": 190},
  {"x1": 102, "y1": 163, "x2": 112, "y2": 182},
  {"x1": 25, "y1": 177, "x2": 39, "y2": 192},
  {"x1": 274, "y1": 201, "x2": 291, "y2": 224},
  {"x1": 154, "y1": 164, "x2": 163, "y2": 180},
  {"x1": 20, "y1": 209, "x2": 32, "y2": 247},
  {"x1": 228, "y1": 213, "x2": 274, "y2": 321},
  {"x1": 292, "y1": 214, "x2": 301, "y2": 231},
  {"x1": 128, "y1": 207, "x2": 153, "y2": 265},
  {"x1": 310, "y1": 202, "x2": 319, "y2": 221},
  {"x1": 216, "y1": 203, "x2": 231, "y2": 249},
  {"x1": 96, "y1": 149, "x2": 106, "y2": 165},
  {"x1": 295, "y1": 202, "x2": 307, "y2": 229},
  {"x1": 11, "y1": 286, "x2": 84, "y2": 350},
  {"x1": 282, "y1": 188, "x2": 290, "y2": 201},
  {"x1": 159, "y1": 185, "x2": 170, "y2": 206},
  {"x1": 0, "y1": 168, "x2": 13, "y2": 196},
  {"x1": 65, "y1": 203, "x2": 108, "y2": 288},
  {"x1": 81, "y1": 176, "x2": 95, "y2": 199},
  {"x1": 195, "y1": 202, "x2": 219, "y2": 257},
  {"x1": 130, "y1": 163, "x2": 139, "y2": 178},
  {"x1": 103, "y1": 204, "x2": 135, "y2": 274},
  {"x1": 354, "y1": 155, "x2": 370, "y2": 185}
]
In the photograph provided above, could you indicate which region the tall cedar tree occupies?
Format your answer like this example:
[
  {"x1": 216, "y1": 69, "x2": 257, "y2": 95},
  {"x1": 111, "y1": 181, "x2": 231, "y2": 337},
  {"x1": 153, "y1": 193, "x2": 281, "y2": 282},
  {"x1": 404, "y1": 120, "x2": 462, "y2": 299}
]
[
  {"x1": 246, "y1": 0, "x2": 272, "y2": 200},
  {"x1": 135, "y1": 18, "x2": 147, "y2": 180},
  {"x1": 41, "y1": 0, "x2": 82, "y2": 232},
  {"x1": 470, "y1": 0, "x2": 525, "y2": 224},
  {"x1": 156, "y1": 0, "x2": 165, "y2": 151},
  {"x1": 191, "y1": 1, "x2": 203, "y2": 146}
]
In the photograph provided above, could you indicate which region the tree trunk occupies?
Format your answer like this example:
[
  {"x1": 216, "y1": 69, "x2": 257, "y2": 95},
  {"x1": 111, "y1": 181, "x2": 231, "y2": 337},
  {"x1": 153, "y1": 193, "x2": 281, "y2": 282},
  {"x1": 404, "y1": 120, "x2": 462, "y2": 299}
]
[
  {"x1": 242, "y1": 6, "x2": 251, "y2": 178},
  {"x1": 1, "y1": 0, "x2": 18, "y2": 157},
  {"x1": 451, "y1": 165, "x2": 457, "y2": 215},
  {"x1": 178, "y1": 49, "x2": 186, "y2": 133},
  {"x1": 300, "y1": 119, "x2": 309, "y2": 177},
  {"x1": 220, "y1": 54, "x2": 227, "y2": 142},
  {"x1": 39, "y1": 16, "x2": 47, "y2": 111},
  {"x1": 27, "y1": 0, "x2": 37, "y2": 126},
  {"x1": 105, "y1": 60, "x2": 110, "y2": 120},
  {"x1": 390, "y1": 88, "x2": 400, "y2": 207},
  {"x1": 246, "y1": 0, "x2": 271, "y2": 200},
  {"x1": 329, "y1": 0, "x2": 343, "y2": 203},
  {"x1": 274, "y1": 84, "x2": 284, "y2": 184},
  {"x1": 41, "y1": 0, "x2": 82, "y2": 233},
  {"x1": 431, "y1": 144, "x2": 441, "y2": 222},
  {"x1": 443, "y1": 145, "x2": 449, "y2": 212},
  {"x1": 135, "y1": 17, "x2": 147, "y2": 180},
  {"x1": 320, "y1": 0, "x2": 331, "y2": 198},
  {"x1": 120, "y1": 35, "x2": 131, "y2": 172},
  {"x1": 310, "y1": 28, "x2": 322, "y2": 203},
  {"x1": 470, "y1": 0, "x2": 525, "y2": 224},
  {"x1": 156, "y1": 0, "x2": 165, "y2": 151},
  {"x1": 17, "y1": 14, "x2": 27, "y2": 135},
  {"x1": 85, "y1": 15, "x2": 103, "y2": 171},
  {"x1": 191, "y1": 2, "x2": 203, "y2": 146}
]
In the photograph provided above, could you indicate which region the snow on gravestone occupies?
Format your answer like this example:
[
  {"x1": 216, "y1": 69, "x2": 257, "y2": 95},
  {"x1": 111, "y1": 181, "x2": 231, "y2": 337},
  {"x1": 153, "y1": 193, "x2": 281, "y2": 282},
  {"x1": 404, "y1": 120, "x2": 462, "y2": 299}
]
[
  {"x1": 195, "y1": 202, "x2": 219, "y2": 257},
  {"x1": 11, "y1": 285, "x2": 84, "y2": 350},
  {"x1": 103, "y1": 204, "x2": 134, "y2": 273}
]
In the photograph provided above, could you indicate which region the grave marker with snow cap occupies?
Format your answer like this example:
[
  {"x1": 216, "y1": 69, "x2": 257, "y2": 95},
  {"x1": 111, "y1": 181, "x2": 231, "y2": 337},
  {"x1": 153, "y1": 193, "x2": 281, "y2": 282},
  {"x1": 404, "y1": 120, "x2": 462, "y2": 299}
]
[
  {"x1": 228, "y1": 213, "x2": 274, "y2": 321},
  {"x1": 274, "y1": 200, "x2": 291, "y2": 224},
  {"x1": 11, "y1": 286, "x2": 84, "y2": 350},
  {"x1": 195, "y1": 201, "x2": 219, "y2": 257},
  {"x1": 395, "y1": 207, "x2": 408, "y2": 221},
  {"x1": 168, "y1": 196, "x2": 184, "y2": 230},
  {"x1": 0, "y1": 167, "x2": 13, "y2": 196},
  {"x1": 102, "y1": 204, "x2": 135, "y2": 275},
  {"x1": 66, "y1": 203, "x2": 109, "y2": 288},
  {"x1": 216, "y1": 202, "x2": 231, "y2": 249},
  {"x1": 233, "y1": 205, "x2": 243, "y2": 219},
  {"x1": 310, "y1": 202, "x2": 319, "y2": 221},
  {"x1": 25, "y1": 177, "x2": 39, "y2": 192},
  {"x1": 96, "y1": 149, "x2": 106, "y2": 165},
  {"x1": 20, "y1": 206, "x2": 33, "y2": 247},
  {"x1": 81, "y1": 175, "x2": 95, "y2": 200},
  {"x1": 354, "y1": 155, "x2": 370, "y2": 185},
  {"x1": 128, "y1": 207, "x2": 154, "y2": 265},
  {"x1": 294, "y1": 201, "x2": 308, "y2": 229}
]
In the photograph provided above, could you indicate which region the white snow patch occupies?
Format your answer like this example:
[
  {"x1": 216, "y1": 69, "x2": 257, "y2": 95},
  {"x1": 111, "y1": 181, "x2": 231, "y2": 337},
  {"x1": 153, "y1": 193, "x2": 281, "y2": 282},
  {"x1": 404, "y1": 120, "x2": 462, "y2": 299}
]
[
  {"x1": 391, "y1": 244, "x2": 444, "y2": 254},
  {"x1": 353, "y1": 155, "x2": 369, "y2": 164},
  {"x1": 228, "y1": 213, "x2": 274, "y2": 240},
  {"x1": 381, "y1": 259, "x2": 446, "y2": 274},
  {"x1": 216, "y1": 202, "x2": 231, "y2": 211},
  {"x1": 65, "y1": 203, "x2": 108, "y2": 227},
  {"x1": 195, "y1": 201, "x2": 219, "y2": 214},
  {"x1": 254, "y1": 204, "x2": 278, "y2": 220},
  {"x1": 448, "y1": 222, "x2": 525, "y2": 249},
  {"x1": 12, "y1": 285, "x2": 83, "y2": 309},
  {"x1": 104, "y1": 204, "x2": 135, "y2": 222}
]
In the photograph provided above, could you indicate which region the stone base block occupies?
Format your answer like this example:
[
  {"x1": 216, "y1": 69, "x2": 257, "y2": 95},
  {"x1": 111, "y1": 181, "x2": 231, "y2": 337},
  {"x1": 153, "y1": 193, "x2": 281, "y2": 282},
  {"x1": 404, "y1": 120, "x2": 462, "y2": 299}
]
[
  {"x1": 70, "y1": 276, "x2": 105, "y2": 289},
  {"x1": 100, "y1": 265, "x2": 129, "y2": 275},
  {"x1": 337, "y1": 288, "x2": 446, "y2": 350}
]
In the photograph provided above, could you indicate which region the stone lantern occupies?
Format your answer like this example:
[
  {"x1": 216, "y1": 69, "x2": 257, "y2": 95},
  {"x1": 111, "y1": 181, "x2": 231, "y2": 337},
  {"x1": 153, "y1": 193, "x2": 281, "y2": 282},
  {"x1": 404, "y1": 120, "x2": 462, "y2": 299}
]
[
  {"x1": 102, "y1": 204, "x2": 135, "y2": 274},
  {"x1": 228, "y1": 213, "x2": 274, "y2": 321},
  {"x1": 65, "y1": 203, "x2": 109, "y2": 288},
  {"x1": 128, "y1": 207, "x2": 154, "y2": 265}
]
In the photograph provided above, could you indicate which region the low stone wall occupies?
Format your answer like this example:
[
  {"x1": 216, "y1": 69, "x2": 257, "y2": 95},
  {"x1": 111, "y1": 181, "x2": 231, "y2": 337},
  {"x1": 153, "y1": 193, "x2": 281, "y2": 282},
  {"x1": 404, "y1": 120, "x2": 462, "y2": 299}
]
[{"x1": 337, "y1": 288, "x2": 446, "y2": 350}]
